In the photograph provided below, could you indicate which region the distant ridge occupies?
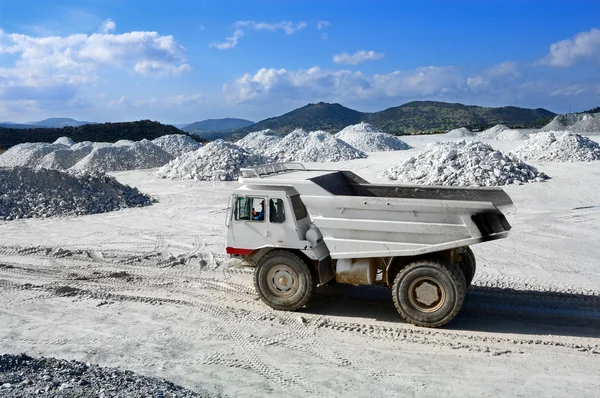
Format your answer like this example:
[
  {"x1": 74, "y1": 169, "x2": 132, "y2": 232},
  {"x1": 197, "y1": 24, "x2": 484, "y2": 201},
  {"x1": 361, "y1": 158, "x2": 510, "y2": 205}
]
[
  {"x1": 228, "y1": 100, "x2": 556, "y2": 140},
  {"x1": 181, "y1": 118, "x2": 254, "y2": 137}
]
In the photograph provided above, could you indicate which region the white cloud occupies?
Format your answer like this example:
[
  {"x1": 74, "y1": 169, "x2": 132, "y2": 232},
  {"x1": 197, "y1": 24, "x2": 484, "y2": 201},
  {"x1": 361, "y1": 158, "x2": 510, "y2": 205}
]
[
  {"x1": 317, "y1": 20, "x2": 330, "y2": 30},
  {"x1": 209, "y1": 29, "x2": 244, "y2": 49},
  {"x1": 333, "y1": 50, "x2": 385, "y2": 65},
  {"x1": 223, "y1": 65, "x2": 463, "y2": 103},
  {"x1": 210, "y1": 20, "x2": 306, "y2": 49},
  {"x1": 0, "y1": 21, "x2": 191, "y2": 104},
  {"x1": 99, "y1": 18, "x2": 116, "y2": 34},
  {"x1": 483, "y1": 61, "x2": 520, "y2": 78},
  {"x1": 539, "y1": 28, "x2": 600, "y2": 67}
]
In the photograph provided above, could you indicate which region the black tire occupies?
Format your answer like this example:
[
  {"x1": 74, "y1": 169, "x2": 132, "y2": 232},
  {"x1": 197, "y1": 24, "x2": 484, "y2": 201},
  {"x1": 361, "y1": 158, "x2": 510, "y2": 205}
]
[
  {"x1": 392, "y1": 259, "x2": 466, "y2": 328},
  {"x1": 254, "y1": 250, "x2": 315, "y2": 311},
  {"x1": 458, "y1": 246, "x2": 476, "y2": 288}
]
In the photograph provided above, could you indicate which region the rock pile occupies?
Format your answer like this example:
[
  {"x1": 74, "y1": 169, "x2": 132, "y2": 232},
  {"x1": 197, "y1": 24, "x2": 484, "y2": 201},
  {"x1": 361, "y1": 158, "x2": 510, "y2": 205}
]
[
  {"x1": 334, "y1": 123, "x2": 411, "y2": 152},
  {"x1": 0, "y1": 353, "x2": 207, "y2": 397},
  {"x1": 236, "y1": 129, "x2": 282, "y2": 153},
  {"x1": 478, "y1": 124, "x2": 510, "y2": 139},
  {"x1": 156, "y1": 139, "x2": 272, "y2": 181},
  {"x1": 511, "y1": 131, "x2": 600, "y2": 162},
  {"x1": 384, "y1": 140, "x2": 548, "y2": 186},
  {"x1": 445, "y1": 127, "x2": 475, "y2": 138},
  {"x1": 265, "y1": 129, "x2": 367, "y2": 162},
  {"x1": 151, "y1": 134, "x2": 202, "y2": 157},
  {"x1": 541, "y1": 112, "x2": 600, "y2": 133},
  {"x1": 69, "y1": 139, "x2": 174, "y2": 173},
  {"x1": 0, "y1": 167, "x2": 152, "y2": 220}
]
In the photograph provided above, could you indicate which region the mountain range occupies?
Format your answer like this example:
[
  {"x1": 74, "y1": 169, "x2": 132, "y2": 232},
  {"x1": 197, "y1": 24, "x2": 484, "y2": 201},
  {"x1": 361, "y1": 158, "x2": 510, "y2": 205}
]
[
  {"x1": 0, "y1": 118, "x2": 96, "y2": 129},
  {"x1": 229, "y1": 101, "x2": 556, "y2": 139}
]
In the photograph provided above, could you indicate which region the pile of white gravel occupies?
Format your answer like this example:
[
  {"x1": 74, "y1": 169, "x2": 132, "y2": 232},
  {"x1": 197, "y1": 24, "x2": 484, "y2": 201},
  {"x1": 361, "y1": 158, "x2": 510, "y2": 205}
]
[
  {"x1": 478, "y1": 124, "x2": 510, "y2": 139},
  {"x1": 265, "y1": 129, "x2": 367, "y2": 162},
  {"x1": 384, "y1": 140, "x2": 548, "y2": 186},
  {"x1": 511, "y1": 131, "x2": 600, "y2": 162},
  {"x1": 236, "y1": 129, "x2": 282, "y2": 152},
  {"x1": 53, "y1": 137, "x2": 76, "y2": 146},
  {"x1": 334, "y1": 123, "x2": 411, "y2": 152},
  {"x1": 0, "y1": 137, "x2": 190, "y2": 172},
  {"x1": 156, "y1": 139, "x2": 272, "y2": 181},
  {"x1": 541, "y1": 112, "x2": 600, "y2": 133},
  {"x1": 0, "y1": 167, "x2": 152, "y2": 221},
  {"x1": 445, "y1": 127, "x2": 475, "y2": 138},
  {"x1": 0, "y1": 143, "x2": 67, "y2": 168},
  {"x1": 69, "y1": 139, "x2": 174, "y2": 173},
  {"x1": 151, "y1": 134, "x2": 202, "y2": 157},
  {"x1": 495, "y1": 129, "x2": 530, "y2": 141}
]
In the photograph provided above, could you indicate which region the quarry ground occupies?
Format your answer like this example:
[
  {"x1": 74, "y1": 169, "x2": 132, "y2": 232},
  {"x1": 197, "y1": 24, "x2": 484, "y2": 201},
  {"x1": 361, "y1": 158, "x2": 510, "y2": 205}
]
[{"x1": 1, "y1": 135, "x2": 600, "y2": 397}]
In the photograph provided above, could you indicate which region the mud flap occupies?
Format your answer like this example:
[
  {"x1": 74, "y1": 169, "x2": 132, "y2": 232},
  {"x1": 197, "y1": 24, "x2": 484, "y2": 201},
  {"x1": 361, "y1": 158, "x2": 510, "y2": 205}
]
[{"x1": 318, "y1": 256, "x2": 335, "y2": 285}]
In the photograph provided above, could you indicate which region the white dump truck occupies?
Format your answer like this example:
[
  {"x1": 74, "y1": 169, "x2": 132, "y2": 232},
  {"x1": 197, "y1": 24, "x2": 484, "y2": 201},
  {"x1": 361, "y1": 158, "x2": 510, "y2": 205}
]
[{"x1": 226, "y1": 163, "x2": 515, "y2": 327}]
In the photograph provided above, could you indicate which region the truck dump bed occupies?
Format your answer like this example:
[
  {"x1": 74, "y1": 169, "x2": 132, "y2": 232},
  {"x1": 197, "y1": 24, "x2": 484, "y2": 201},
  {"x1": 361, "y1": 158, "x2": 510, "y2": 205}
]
[{"x1": 239, "y1": 164, "x2": 515, "y2": 259}]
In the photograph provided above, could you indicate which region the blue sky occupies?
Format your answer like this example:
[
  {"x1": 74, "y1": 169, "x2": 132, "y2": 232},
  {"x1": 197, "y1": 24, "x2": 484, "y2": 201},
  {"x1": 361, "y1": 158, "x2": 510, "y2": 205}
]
[{"x1": 0, "y1": 0, "x2": 599, "y2": 124}]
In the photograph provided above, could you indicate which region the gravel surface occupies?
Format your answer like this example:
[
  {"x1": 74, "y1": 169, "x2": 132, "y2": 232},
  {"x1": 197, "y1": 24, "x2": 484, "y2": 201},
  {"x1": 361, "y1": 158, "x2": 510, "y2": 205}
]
[
  {"x1": 512, "y1": 131, "x2": 600, "y2": 162},
  {"x1": 384, "y1": 139, "x2": 548, "y2": 186},
  {"x1": 0, "y1": 353, "x2": 212, "y2": 397},
  {"x1": 0, "y1": 167, "x2": 152, "y2": 220},
  {"x1": 334, "y1": 123, "x2": 411, "y2": 152}
]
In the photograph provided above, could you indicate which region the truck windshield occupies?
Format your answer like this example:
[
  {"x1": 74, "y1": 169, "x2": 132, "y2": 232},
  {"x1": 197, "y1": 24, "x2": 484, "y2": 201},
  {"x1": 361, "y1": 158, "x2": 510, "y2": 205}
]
[{"x1": 290, "y1": 195, "x2": 308, "y2": 220}]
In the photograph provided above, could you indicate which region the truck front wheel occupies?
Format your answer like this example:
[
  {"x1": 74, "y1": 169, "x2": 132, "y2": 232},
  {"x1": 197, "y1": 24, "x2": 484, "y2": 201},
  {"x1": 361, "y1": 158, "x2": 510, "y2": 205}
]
[
  {"x1": 254, "y1": 251, "x2": 315, "y2": 311},
  {"x1": 392, "y1": 259, "x2": 466, "y2": 328}
]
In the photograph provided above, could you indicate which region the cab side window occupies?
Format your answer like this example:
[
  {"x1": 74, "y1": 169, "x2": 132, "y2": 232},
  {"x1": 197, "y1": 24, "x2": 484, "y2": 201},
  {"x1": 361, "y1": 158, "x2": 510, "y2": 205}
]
[
  {"x1": 269, "y1": 199, "x2": 286, "y2": 223},
  {"x1": 235, "y1": 197, "x2": 265, "y2": 222}
]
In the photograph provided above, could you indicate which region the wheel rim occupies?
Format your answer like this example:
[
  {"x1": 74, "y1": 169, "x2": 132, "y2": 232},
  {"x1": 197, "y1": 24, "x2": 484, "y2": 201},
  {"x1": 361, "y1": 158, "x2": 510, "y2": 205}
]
[
  {"x1": 408, "y1": 276, "x2": 446, "y2": 313},
  {"x1": 266, "y1": 264, "x2": 299, "y2": 298}
]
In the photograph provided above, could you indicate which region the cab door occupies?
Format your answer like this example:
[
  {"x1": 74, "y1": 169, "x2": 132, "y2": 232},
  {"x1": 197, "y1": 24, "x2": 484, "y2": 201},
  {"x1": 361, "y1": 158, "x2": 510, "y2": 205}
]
[{"x1": 230, "y1": 195, "x2": 269, "y2": 250}]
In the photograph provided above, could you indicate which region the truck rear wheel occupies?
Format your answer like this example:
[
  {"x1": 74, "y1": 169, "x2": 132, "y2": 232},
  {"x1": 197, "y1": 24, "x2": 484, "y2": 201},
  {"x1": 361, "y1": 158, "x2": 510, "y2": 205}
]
[
  {"x1": 254, "y1": 251, "x2": 315, "y2": 311},
  {"x1": 458, "y1": 246, "x2": 476, "y2": 288},
  {"x1": 392, "y1": 259, "x2": 466, "y2": 328}
]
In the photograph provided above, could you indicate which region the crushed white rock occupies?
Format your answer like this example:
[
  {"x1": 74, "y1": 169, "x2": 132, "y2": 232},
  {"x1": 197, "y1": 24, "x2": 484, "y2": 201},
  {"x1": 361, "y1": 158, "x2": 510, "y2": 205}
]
[
  {"x1": 151, "y1": 134, "x2": 202, "y2": 157},
  {"x1": 511, "y1": 131, "x2": 600, "y2": 162},
  {"x1": 265, "y1": 129, "x2": 367, "y2": 162},
  {"x1": 445, "y1": 127, "x2": 475, "y2": 138},
  {"x1": 156, "y1": 139, "x2": 272, "y2": 181},
  {"x1": 478, "y1": 124, "x2": 510, "y2": 139},
  {"x1": 0, "y1": 143, "x2": 67, "y2": 168},
  {"x1": 53, "y1": 137, "x2": 76, "y2": 147},
  {"x1": 495, "y1": 129, "x2": 530, "y2": 141},
  {"x1": 0, "y1": 167, "x2": 152, "y2": 221},
  {"x1": 541, "y1": 112, "x2": 600, "y2": 133},
  {"x1": 384, "y1": 140, "x2": 548, "y2": 186},
  {"x1": 69, "y1": 139, "x2": 173, "y2": 173},
  {"x1": 236, "y1": 129, "x2": 282, "y2": 153},
  {"x1": 334, "y1": 123, "x2": 411, "y2": 152}
]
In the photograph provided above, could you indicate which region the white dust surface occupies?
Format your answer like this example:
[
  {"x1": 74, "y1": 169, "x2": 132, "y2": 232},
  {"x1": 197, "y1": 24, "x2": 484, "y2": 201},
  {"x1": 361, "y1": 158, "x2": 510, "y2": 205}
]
[
  {"x1": 1, "y1": 134, "x2": 600, "y2": 397},
  {"x1": 334, "y1": 122, "x2": 411, "y2": 152},
  {"x1": 53, "y1": 137, "x2": 76, "y2": 146},
  {"x1": 384, "y1": 139, "x2": 547, "y2": 186},
  {"x1": 156, "y1": 139, "x2": 272, "y2": 181},
  {"x1": 512, "y1": 131, "x2": 600, "y2": 162}
]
